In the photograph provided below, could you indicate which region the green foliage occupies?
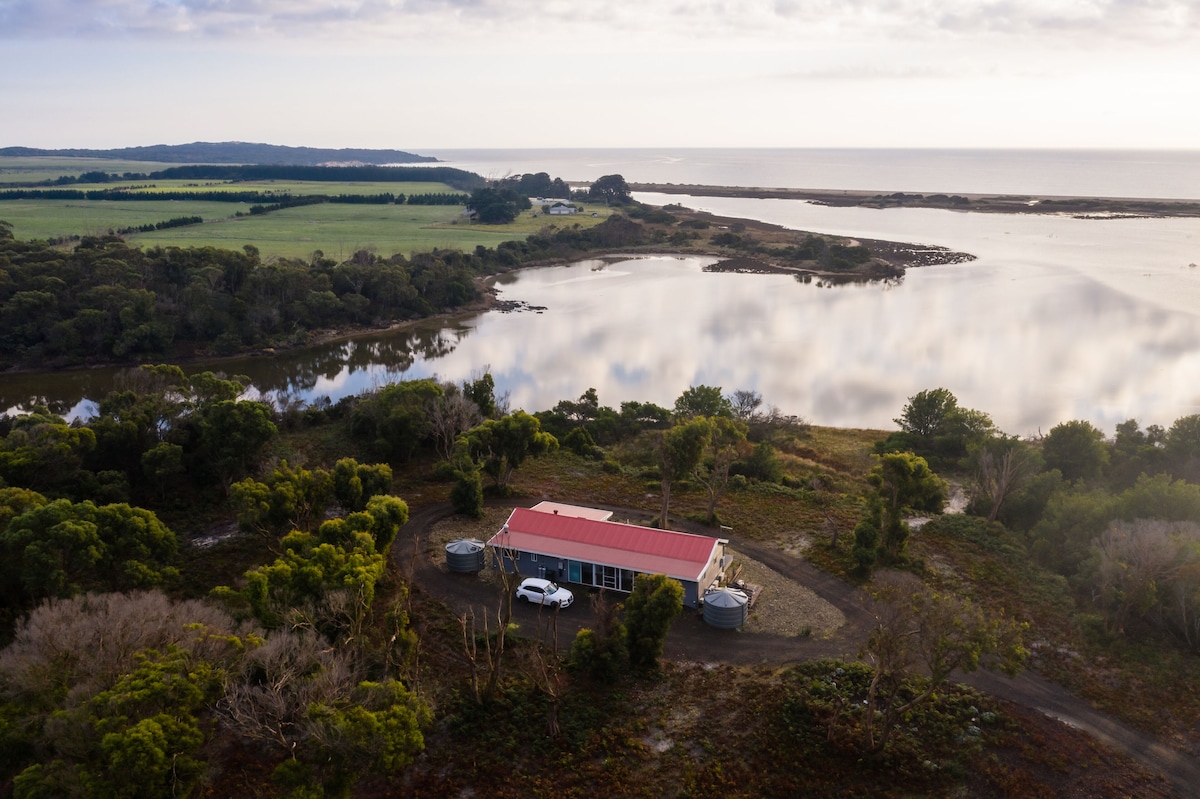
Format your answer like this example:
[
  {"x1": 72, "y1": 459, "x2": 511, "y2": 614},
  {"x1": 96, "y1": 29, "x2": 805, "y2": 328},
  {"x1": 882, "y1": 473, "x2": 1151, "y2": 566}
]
[
  {"x1": 349, "y1": 380, "x2": 443, "y2": 462},
  {"x1": 0, "y1": 498, "x2": 178, "y2": 608},
  {"x1": 457, "y1": 410, "x2": 558, "y2": 490},
  {"x1": 860, "y1": 573, "x2": 1026, "y2": 753},
  {"x1": 867, "y1": 452, "x2": 947, "y2": 559},
  {"x1": 232, "y1": 459, "x2": 334, "y2": 536},
  {"x1": 236, "y1": 508, "x2": 392, "y2": 634},
  {"x1": 0, "y1": 409, "x2": 97, "y2": 494},
  {"x1": 656, "y1": 417, "x2": 712, "y2": 525},
  {"x1": 1041, "y1": 419, "x2": 1109, "y2": 483},
  {"x1": 1165, "y1": 413, "x2": 1200, "y2": 480},
  {"x1": 463, "y1": 372, "x2": 498, "y2": 419},
  {"x1": 674, "y1": 384, "x2": 733, "y2": 419},
  {"x1": 450, "y1": 456, "x2": 484, "y2": 518},
  {"x1": 303, "y1": 679, "x2": 431, "y2": 784},
  {"x1": 188, "y1": 399, "x2": 277, "y2": 488},
  {"x1": 0, "y1": 232, "x2": 488, "y2": 369},
  {"x1": 569, "y1": 594, "x2": 628, "y2": 681},
  {"x1": 623, "y1": 574, "x2": 683, "y2": 670},
  {"x1": 332, "y1": 457, "x2": 393, "y2": 512},
  {"x1": 886, "y1": 388, "x2": 995, "y2": 467},
  {"x1": 1032, "y1": 473, "x2": 1200, "y2": 578},
  {"x1": 12, "y1": 646, "x2": 217, "y2": 799},
  {"x1": 588, "y1": 174, "x2": 632, "y2": 204},
  {"x1": 853, "y1": 516, "x2": 879, "y2": 571},
  {"x1": 467, "y1": 186, "x2": 531, "y2": 224}
]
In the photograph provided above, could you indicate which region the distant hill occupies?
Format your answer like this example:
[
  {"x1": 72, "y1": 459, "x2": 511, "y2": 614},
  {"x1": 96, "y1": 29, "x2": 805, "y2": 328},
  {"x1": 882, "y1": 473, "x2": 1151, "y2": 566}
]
[{"x1": 0, "y1": 142, "x2": 437, "y2": 165}]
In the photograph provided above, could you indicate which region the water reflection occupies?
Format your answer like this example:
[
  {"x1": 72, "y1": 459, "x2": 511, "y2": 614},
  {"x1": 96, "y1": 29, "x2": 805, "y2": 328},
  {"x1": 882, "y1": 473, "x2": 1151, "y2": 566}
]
[{"x1": 4, "y1": 202, "x2": 1200, "y2": 435}]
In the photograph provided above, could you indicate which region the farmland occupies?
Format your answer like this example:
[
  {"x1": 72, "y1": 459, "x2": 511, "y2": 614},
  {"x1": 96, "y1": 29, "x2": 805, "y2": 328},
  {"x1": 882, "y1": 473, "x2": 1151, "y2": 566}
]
[{"x1": 0, "y1": 163, "x2": 616, "y2": 259}]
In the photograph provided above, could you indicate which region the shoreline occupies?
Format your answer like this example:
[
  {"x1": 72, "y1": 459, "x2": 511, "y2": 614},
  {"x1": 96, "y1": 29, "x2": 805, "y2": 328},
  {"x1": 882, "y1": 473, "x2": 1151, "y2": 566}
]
[
  {"x1": 631, "y1": 183, "x2": 1200, "y2": 218},
  {"x1": 1, "y1": 208, "x2": 971, "y2": 379}
]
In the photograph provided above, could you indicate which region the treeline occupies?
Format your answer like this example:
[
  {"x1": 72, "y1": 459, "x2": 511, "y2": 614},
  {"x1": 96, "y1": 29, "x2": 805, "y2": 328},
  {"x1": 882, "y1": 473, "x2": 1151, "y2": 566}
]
[
  {"x1": 0, "y1": 371, "x2": 425, "y2": 794},
  {"x1": 147, "y1": 164, "x2": 483, "y2": 191},
  {"x1": 861, "y1": 387, "x2": 1200, "y2": 654},
  {"x1": 0, "y1": 212, "x2": 665, "y2": 368},
  {"x1": 117, "y1": 215, "x2": 203, "y2": 234},
  {"x1": 0, "y1": 230, "x2": 485, "y2": 367},
  {"x1": 0, "y1": 188, "x2": 293, "y2": 202}
]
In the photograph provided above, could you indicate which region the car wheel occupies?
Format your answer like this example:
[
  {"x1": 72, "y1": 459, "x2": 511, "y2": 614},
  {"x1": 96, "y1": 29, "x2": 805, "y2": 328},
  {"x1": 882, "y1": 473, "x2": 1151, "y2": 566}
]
[{"x1": 519, "y1": 594, "x2": 530, "y2": 603}]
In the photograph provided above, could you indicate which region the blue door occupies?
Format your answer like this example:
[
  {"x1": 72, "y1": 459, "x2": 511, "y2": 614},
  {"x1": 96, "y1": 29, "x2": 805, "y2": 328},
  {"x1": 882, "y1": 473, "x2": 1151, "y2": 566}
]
[{"x1": 568, "y1": 560, "x2": 581, "y2": 583}]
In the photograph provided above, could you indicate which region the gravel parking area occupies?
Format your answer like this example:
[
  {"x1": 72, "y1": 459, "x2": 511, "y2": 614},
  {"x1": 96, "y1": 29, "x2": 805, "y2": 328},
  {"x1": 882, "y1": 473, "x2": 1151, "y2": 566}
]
[{"x1": 731, "y1": 549, "x2": 846, "y2": 638}]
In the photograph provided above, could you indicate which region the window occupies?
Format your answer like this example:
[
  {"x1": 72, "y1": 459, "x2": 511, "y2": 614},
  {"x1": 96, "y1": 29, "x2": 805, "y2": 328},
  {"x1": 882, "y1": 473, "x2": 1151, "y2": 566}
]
[{"x1": 530, "y1": 553, "x2": 538, "y2": 563}]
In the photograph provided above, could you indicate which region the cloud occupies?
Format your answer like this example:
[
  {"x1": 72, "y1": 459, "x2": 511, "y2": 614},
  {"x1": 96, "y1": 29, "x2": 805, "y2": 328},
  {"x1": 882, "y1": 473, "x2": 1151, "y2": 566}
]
[{"x1": 1, "y1": 0, "x2": 1194, "y2": 42}]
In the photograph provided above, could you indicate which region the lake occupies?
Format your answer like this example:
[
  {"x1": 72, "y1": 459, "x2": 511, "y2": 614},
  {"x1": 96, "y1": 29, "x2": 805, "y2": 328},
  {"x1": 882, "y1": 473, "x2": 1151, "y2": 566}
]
[{"x1": 4, "y1": 148, "x2": 1200, "y2": 434}]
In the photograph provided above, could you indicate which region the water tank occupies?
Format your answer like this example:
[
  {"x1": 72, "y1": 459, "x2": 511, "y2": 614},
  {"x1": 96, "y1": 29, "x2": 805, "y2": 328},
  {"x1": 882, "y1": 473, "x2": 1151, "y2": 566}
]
[
  {"x1": 703, "y1": 587, "x2": 749, "y2": 629},
  {"x1": 445, "y1": 538, "x2": 486, "y2": 573}
]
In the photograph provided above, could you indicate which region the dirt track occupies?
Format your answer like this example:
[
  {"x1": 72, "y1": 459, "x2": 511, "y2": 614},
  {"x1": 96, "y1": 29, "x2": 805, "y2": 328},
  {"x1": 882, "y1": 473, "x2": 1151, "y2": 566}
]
[{"x1": 400, "y1": 500, "x2": 1200, "y2": 798}]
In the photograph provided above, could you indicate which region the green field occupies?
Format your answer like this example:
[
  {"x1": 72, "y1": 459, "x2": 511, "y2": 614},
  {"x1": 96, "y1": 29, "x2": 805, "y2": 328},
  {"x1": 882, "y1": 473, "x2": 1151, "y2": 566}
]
[
  {"x1": 0, "y1": 200, "x2": 258, "y2": 240},
  {"x1": 126, "y1": 203, "x2": 617, "y2": 260},
  {"x1": 0, "y1": 157, "x2": 178, "y2": 184},
  {"x1": 0, "y1": 158, "x2": 615, "y2": 258}
]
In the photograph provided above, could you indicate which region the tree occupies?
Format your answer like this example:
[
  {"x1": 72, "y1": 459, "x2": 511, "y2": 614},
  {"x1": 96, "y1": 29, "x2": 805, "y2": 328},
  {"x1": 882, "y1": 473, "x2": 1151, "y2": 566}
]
[
  {"x1": 12, "y1": 646, "x2": 218, "y2": 799},
  {"x1": 894, "y1": 387, "x2": 959, "y2": 439},
  {"x1": 624, "y1": 574, "x2": 684, "y2": 670},
  {"x1": 694, "y1": 416, "x2": 750, "y2": 522},
  {"x1": 189, "y1": 399, "x2": 277, "y2": 491},
  {"x1": 970, "y1": 435, "x2": 1041, "y2": 523},
  {"x1": 1042, "y1": 419, "x2": 1108, "y2": 483},
  {"x1": 231, "y1": 459, "x2": 334, "y2": 537},
  {"x1": 463, "y1": 370, "x2": 499, "y2": 419},
  {"x1": 457, "y1": 411, "x2": 557, "y2": 491},
  {"x1": 1089, "y1": 519, "x2": 1196, "y2": 636},
  {"x1": 1165, "y1": 413, "x2": 1200, "y2": 481},
  {"x1": 588, "y1": 174, "x2": 631, "y2": 204},
  {"x1": 1110, "y1": 418, "x2": 1166, "y2": 489},
  {"x1": 569, "y1": 592, "x2": 628, "y2": 681},
  {"x1": 0, "y1": 499, "x2": 178, "y2": 606},
  {"x1": 674, "y1": 384, "x2": 732, "y2": 418},
  {"x1": 332, "y1": 457, "x2": 393, "y2": 512},
  {"x1": 859, "y1": 571, "x2": 1026, "y2": 753},
  {"x1": 729, "y1": 389, "x2": 763, "y2": 421},
  {"x1": 466, "y1": 187, "x2": 529, "y2": 224},
  {"x1": 429, "y1": 387, "x2": 482, "y2": 461},
  {"x1": 656, "y1": 418, "x2": 711, "y2": 528},
  {"x1": 867, "y1": 452, "x2": 947, "y2": 559},
  {"x1": 889, "y1": 388, "x2": 994, "y2": 465}
]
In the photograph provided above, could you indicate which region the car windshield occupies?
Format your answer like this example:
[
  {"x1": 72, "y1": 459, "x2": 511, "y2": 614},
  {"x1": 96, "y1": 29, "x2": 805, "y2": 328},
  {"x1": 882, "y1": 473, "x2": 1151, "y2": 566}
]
[{"x1": 545, "y1": 583, "x2": 560, "y2": 594}]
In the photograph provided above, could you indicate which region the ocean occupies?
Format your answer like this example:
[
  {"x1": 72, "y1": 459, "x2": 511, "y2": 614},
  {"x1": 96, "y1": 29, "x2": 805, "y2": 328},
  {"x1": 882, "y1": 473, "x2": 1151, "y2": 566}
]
[{"x1": 418, "y1": 147, "x2": 1200, "y2": 200}]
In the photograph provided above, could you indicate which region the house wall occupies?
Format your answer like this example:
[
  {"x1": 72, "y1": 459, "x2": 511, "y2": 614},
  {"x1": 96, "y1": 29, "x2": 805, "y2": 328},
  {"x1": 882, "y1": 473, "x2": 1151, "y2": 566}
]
[{"x1": 494, "y1": 547, "x2": 702, "y2": 606}]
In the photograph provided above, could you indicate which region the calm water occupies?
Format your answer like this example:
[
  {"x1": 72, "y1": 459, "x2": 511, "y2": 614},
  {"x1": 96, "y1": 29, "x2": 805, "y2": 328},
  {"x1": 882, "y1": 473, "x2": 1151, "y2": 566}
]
[{"x1": 5, "y1": 149, "x2": 1200, "y2": 434}]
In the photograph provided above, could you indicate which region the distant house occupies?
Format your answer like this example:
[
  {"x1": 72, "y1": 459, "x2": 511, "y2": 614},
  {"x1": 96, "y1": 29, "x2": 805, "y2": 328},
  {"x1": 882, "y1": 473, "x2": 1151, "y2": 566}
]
[
  {"x1": 548, "y1": 203, "x2": 577, "y2": 215},
  {"x1": 486, "y1": 503, "x2": 729, "y2": 606}
]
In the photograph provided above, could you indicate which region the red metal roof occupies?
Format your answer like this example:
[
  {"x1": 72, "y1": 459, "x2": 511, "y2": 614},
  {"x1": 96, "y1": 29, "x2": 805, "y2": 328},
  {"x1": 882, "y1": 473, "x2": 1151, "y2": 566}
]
[{"x1": 486, "y1": 507, "x2": 721, "y2": 582}]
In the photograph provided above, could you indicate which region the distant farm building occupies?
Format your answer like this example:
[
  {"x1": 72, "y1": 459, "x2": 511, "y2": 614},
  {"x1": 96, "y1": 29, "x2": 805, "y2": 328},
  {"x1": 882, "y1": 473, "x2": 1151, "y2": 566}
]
[{"x1": 486, "y1": 503, "x2": 729, "y2": 606}]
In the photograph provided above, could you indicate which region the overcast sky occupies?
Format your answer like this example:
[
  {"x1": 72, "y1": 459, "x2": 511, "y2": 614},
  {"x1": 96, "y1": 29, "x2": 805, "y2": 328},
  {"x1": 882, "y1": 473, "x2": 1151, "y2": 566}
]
[{"x1": 2, "y1": 0, "x2": 1198, "y2": 150}]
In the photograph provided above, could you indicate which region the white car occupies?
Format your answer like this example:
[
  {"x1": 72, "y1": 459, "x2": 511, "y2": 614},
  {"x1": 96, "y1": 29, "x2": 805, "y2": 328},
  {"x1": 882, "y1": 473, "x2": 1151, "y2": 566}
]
[{"x1": 515, "y1": 577, "x2": 574, "y2": 609}]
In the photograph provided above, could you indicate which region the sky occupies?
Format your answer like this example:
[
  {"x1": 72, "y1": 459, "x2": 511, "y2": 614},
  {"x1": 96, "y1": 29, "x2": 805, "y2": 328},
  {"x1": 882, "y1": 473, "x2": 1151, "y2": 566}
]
[{"x1": 1, "y1": 0, "x2": 1198, "y2": 150}]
